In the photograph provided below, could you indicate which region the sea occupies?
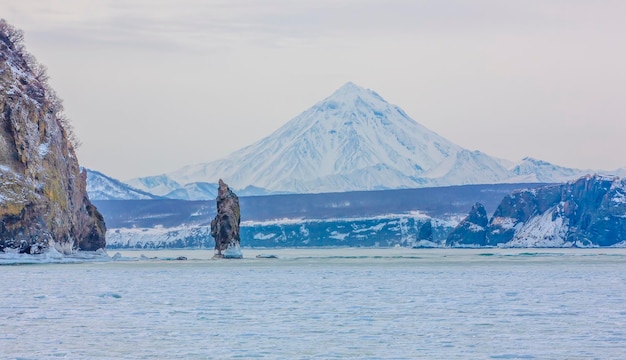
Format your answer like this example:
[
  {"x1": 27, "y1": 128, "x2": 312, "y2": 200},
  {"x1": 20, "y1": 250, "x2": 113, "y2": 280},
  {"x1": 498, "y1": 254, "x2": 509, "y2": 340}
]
[{"x1": 2, "y1": 247, "x2": 626, "y2": 359}]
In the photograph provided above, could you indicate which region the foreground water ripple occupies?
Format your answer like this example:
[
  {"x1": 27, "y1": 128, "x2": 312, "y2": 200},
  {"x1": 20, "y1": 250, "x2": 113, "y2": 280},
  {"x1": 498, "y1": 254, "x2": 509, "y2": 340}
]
[{"x1": 1, "y1": 248, "x2": 626, "y2": 359}]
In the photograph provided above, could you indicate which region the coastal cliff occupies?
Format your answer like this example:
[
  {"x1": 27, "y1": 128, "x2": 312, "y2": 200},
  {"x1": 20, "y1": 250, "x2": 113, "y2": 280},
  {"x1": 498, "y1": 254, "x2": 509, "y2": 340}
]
[
  {"x1": 446, "y1": 202, "x2": 488, "y2": 247},
  {"x1": 0, "y1": 20, "x2": 105, "y2": 253},
  {"x1": 448, "y1": 175, "x2": 626, "y2": 247}
]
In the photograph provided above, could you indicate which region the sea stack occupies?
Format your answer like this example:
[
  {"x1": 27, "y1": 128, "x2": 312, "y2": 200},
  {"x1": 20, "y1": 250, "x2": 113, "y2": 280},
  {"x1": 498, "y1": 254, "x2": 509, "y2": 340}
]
[
  {"x1": 0, "y1": 20, "x2": 106, "y2": 254},
  {"x1": 210, "y1": 179, "x2": 242, "y2": 258}
]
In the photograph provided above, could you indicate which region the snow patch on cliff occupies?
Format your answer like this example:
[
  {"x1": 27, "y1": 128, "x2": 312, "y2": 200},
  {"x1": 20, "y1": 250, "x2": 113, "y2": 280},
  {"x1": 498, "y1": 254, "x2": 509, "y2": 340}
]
[
  {"x1": 106, "y1": 225, "x2": 212, "y2": 249},
  {"x1": 611, "y1": 190, "x2": 626, "y2": 205},
  {"x1": 490, "y1": 217, "x2": 518, "y2": 231},
  {"x1": 506, "y1": 207, "x2": 570, "y2": 247}
]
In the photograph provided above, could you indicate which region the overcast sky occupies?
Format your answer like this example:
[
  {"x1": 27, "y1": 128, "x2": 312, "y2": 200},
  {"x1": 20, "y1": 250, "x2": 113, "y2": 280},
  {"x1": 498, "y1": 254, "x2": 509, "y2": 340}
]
[{"x1": 2, "y1": 0, "x2": 625, "y2": 180}]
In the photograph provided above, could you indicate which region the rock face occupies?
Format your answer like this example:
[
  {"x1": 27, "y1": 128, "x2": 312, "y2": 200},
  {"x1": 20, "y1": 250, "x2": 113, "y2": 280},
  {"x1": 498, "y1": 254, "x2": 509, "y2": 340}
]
[
  {"x1": 448, "y1": 175, "x2": 626, "y2": 247},
  {"x1": 417, "y1": 220, "x2": 433, "y2": 242},
  {"x1": 0, "y1": 20, "x2": 106, "y2": 253},
  {"x1": 485, "y1": 184, "x2": 562, "y2": 246},
  {"x1": 210, "y1": 179, "x2": 241, "y2": 258},
  {"x1": 446, "y1": 202, "x2": 488, "y2": 246}
]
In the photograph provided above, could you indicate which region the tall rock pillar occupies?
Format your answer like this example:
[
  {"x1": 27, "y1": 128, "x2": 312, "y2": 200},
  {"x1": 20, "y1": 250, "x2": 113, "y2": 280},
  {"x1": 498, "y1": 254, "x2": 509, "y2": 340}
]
[{"x1": 210, "y1": 179, "x2": 242, "y2": 258}]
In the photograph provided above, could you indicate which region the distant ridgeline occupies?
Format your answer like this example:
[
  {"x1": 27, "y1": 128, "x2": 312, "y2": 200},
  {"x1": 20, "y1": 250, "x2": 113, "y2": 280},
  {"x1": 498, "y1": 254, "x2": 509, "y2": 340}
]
[
  {"x1": 96, "y1": 183, "x2": 548, "y2": 249},
  {"x1": 98, "y1": 175, "x2": 626, "y2": 249}
]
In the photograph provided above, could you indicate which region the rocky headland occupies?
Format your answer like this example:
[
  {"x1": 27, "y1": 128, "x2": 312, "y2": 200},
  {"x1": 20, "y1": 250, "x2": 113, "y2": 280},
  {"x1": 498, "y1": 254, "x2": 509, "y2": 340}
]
[
  {"x1": 0, "y1": 20, "x2": 105, "y2": 254},
  {"x1": 448, "y1": 174, "x2": 626, "y2": 247}
]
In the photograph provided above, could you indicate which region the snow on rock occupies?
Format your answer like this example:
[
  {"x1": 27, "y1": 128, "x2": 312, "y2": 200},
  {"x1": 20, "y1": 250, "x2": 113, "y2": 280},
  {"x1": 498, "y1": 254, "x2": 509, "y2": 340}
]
[
  {"x1": 449, "y1": 175, "x2": 626, "y2": 247},
  {"x1": 506, "y1": 205, "x2": 570, "y2": 247},
  {"x1": 611, "y1": 190, "x2": 626, "y2": 205},
  {"x1": 329, "y1": 231, "x2": 349, "y2": 241},
  {"x1": 253, "y1": 233, "x2": 276, "y2": 240},
  {"x1": 490, "y1": 216, "x2": 518, "y2": 231},
  {"x1": 106, "y1": 225, "x2": 214, "y2": 249},
  {"x1": 106, "y1": 212, "x2": 458, "y2": 249}
]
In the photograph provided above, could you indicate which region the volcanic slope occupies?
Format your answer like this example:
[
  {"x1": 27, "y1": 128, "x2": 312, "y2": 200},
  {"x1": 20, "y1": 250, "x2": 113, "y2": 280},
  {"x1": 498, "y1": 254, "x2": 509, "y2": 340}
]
[{"x1": 157, "y1": 82, "x2": 514, "y2": 193}]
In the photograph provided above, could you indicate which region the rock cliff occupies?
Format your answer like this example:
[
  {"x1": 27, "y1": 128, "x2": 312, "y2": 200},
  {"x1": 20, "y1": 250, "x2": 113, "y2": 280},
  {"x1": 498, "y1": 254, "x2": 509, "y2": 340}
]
[
  {"x1": 210, "y1": 179, "x2": 241, "y2": 258},
  {"x1": 0, "y1": 20, "x2": 105, "y2": 253},
  {"x1": 448, "y1": 175, "x2": 626, "y2": 247},
  {"x1": 446, "y1": 202, "x2": 488, "y2": 247}
]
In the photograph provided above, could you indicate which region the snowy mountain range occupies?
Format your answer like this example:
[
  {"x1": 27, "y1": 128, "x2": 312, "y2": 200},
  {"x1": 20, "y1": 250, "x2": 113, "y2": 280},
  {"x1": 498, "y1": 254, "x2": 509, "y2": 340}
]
[
  {"x1": 85, "y1": 169, "x2": 163, "y2": 200},
  {"x1": 100, "y1": 82, "x2": 624, "y2": 199},
  {"x1": 87, "y1": 170, "x2": 278, "y2": 201}
]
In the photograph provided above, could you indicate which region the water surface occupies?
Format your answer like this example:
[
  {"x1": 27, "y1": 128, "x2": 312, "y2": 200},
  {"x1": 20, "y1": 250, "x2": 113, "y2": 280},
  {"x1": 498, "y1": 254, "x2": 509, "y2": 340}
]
[{"x1": 2, "y1": 248, "x2": 625, "y2": 359}]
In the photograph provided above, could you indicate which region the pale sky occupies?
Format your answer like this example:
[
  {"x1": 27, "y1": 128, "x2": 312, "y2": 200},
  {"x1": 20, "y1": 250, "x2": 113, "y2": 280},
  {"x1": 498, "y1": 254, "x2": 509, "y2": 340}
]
[{"x1": 2, "y1": 0, "x2": 625, "y2": 180}]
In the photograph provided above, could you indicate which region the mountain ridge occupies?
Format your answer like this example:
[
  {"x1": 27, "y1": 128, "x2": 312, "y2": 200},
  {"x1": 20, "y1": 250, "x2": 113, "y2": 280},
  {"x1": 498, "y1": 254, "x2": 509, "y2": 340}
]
[
  {"x1": 90, "y1": 170, "x2": 282, "y2": 200},
  {"x1": 86, "y1": 169, "x2": 164, "y2": 200}
]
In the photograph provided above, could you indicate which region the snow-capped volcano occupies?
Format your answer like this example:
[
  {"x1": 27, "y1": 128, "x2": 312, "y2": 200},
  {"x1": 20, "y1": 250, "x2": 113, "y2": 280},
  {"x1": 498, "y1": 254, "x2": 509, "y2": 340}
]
[
  {"x1": 156, "y1": 82, "x2": 513, "y2": 193},
  {"x1": 127, "y1": 82, "x2": 599, "y2": 196}
]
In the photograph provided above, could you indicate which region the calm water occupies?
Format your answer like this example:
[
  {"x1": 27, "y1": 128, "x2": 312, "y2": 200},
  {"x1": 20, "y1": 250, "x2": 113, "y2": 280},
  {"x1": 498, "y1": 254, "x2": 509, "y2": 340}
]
[{"x1": 2, "y1": 248, "x2": 626, "y2": 359}]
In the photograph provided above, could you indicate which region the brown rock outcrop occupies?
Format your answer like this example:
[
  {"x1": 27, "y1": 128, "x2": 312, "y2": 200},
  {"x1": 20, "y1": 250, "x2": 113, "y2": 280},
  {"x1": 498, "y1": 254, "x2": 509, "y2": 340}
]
[
  {"x1": 0, "y1": 20, "x2": 106, "y2": 253},
  {"x1": 210, "y1": 179, "x2": 241, "y2": 258}
]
